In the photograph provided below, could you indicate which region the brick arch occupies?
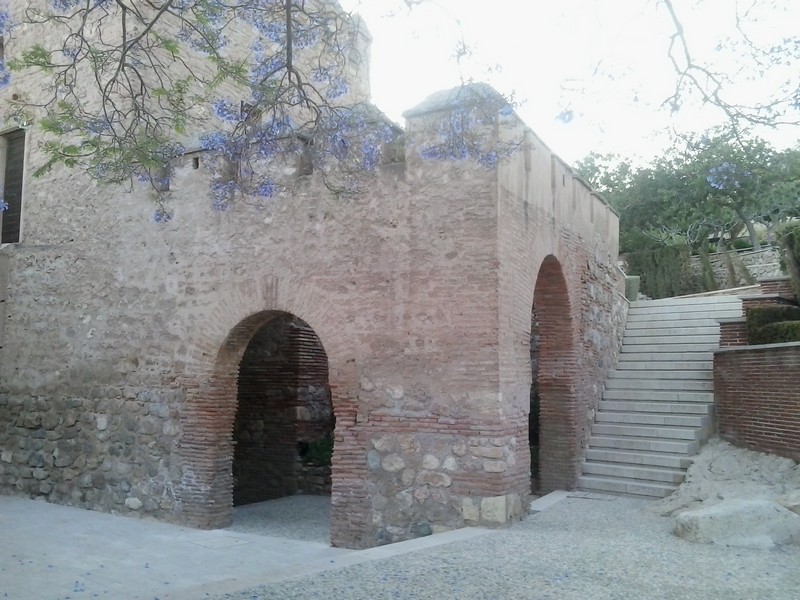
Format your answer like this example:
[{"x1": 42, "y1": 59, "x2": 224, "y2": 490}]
[
  {"x1": 175, "y1": 277, "x2": 359, "y2": 530},
  {"x1": 533, "y1": 254, "x2": 579, "y2": 492}
]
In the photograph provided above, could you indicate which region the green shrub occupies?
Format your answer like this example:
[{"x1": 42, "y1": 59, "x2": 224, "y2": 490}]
[
  {"x1": 749, "y1": 320, "x2": 800, "y2": 345},
  {"x1": 625, "y1": 244, "x2": 698, "y2": 299},
  {"x1": 746, "y1": 305, "x2": 800, "y2": 344},
  {"x1": 731, "y1": 237, "x2": 754, "y2": 251},
  {"x1": 776, "y1": 221, "x2": 800, "y2": 299}
]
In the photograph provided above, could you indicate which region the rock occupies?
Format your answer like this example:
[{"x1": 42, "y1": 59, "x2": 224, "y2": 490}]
[
  {"x1": 778, "y1": 489, "x2": 800, "y2": 516},
  {"x1": 422, "y1": 454, "x2": 440, "y2": 470},
  {"x1": 381, "y1": 454, "x2": 405, "y2": 472},
  {"x1": 124, "y1": 497, "x2": 143, "y2": 510},
  {"x1": 410, "y1": 522, "x2": 432, "y2": 537},
  {"x1": 442, "y1": 456, "x2": 458, "y2": 471},
  {"x1": 415, "y1": 471, "x2": 451, "y2": 487},
  {"x1": 674, "y1": 498, "x2": 800, "y2": 548},
  {"x1": 471, "y1": 446, "x2": 504, "y2": 459},
  {"x1": 462, "y1": 498, "x2": 479, "y2": 522},
  {"x1": 480, "y1": 496, "x2": 507, "y2": 523},
  {"x1": 482, "y1": 460, "x2": 507, "y2": 473}
]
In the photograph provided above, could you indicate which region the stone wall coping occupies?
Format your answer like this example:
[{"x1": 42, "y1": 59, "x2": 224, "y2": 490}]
[
  {"x1": 715, "y1": 341, "x2": 800, "y2": 355},
  {"x1": 717, "y1": 317, "x2": 746, "y2": 324}
]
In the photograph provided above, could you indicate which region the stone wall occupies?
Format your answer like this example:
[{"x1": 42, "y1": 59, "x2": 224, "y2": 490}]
[
  {"x1": 691, "y1": 247, "x2": 784, "y2": 289},
  {"x1": 714, "y1": 343, "x2": 800, "y2": 462},
  {"x1": 0, "y1": 81, "x2": 624, "y2": 547}
]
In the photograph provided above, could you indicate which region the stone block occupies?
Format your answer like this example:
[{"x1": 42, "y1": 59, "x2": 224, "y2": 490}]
[
  {"x1": 462, "y1": 498, "x2": 479, "y2": 522},
  {"x1": 480, "y1": 495, "x2": 507, "y2": 523},
  {"x1": 674, "y1": 499, "x2": 800, "y2": 548}
]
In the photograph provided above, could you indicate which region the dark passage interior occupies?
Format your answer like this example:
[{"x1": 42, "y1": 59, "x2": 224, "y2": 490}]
[
  {"x1": 232, "y1": 313, "x2": 334, "y2": 506},
  {"x1": 529, "y1": 303, "x2": 540, "y2": 492}
]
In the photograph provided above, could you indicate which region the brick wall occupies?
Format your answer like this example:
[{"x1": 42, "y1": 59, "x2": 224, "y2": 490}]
[{"x1": 714, "y1": 343, "x2": 800, "y2": 462}]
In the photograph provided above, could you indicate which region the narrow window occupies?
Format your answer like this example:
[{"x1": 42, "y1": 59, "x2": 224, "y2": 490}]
[{"x1": 1, "y1": 129, "x2": 25, "y2": 244}]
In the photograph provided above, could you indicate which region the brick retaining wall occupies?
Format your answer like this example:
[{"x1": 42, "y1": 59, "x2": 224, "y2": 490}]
[{"x1": 714, "y1": 343, "x2": 800, "y2": 462}]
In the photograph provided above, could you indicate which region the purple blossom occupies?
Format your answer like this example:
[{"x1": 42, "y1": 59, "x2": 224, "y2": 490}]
[
  {"x1": 707, "y1": 162, "x2": 750, "y2": 191},
  {"x1": 325, "y1": 80, "x2": 349, "y2": 100},
  {"x1": 0, "y1": 61, "x2": 10, "y2": 89},
  {"x1": 211, "y1": 99, "x2": 241, "y2": 124},
  {"x1": 0, "y1": 8, "x2": 13, "y2": 36},
  {"x1": 152, "y1": 206, "x2": 173, "y2": 224},
  {"x1": 254, "y1": 180, "x2": 277, "y2": 198}
]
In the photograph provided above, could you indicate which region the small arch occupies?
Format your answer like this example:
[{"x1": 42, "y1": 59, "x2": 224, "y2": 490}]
[{"x1": 531, "y1": 255, "x2": 578, "y2": 492}]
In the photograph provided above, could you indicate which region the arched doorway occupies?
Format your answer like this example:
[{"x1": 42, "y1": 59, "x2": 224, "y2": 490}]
[
  {"x1": 232, "y1": 312, "x2": 334, "y2": 505},
  {"x1": 531, "y1": 255, "x2": 577, "y2": 492}
]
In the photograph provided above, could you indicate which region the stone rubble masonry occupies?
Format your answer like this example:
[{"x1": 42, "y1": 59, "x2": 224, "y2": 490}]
[{"x1": 0, "y1": 5, "x2": 625, "y2": 550}]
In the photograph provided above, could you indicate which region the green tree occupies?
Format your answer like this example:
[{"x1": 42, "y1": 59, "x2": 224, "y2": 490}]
[{"x1": 577, "y1": 131, "x2": 800, "y2": 255}]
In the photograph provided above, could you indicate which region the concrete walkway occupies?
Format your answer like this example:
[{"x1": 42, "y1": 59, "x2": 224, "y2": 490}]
[{"x1": 0, "y1": 495, "x2": 490, "y2": 600}]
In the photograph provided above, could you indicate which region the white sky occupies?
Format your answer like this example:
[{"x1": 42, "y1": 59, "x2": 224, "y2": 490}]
[{"x1": 339, "y1": 0, "x2": 800, "y2": 165}]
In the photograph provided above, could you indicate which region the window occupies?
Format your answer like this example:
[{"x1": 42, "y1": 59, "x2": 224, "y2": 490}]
[{"x1": 1, "y1": 129, "x2": 25, "y2": 243}]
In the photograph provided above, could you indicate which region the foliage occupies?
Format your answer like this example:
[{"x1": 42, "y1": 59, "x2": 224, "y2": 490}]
[
  {"x1": 749, "y1": 320, "x2": 800, "y2": 345},
  {"x1": 576, "y1": 130, "x2": 800, "y2": 269},
  {"x1": 624, "y1": 244, "x2": 697, "y2": 299},
  {"x1": 746, "y1": 305, "x2": 800, "y2": 344},
  {"x1": 776, "y1": 221, "x2": 800, "y2": 299}
]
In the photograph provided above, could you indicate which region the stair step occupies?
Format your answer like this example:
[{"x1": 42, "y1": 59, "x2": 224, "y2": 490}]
[
  {"x1": 602, "y1": 389, "x2": 713, "y2": 403},
  {"x1": 591, "y1": 423, "x2": 700, "y2": 440},
  {"x1": 598, "y1": 400, "x2": 712, "y2": 415},
  {"x1": 589, "y1": 435, "x2": 697, "y2": 454},
  {"x1": 625, "y1": 319, "x2": 723, "y2": 330},
  {"x1": 626, "y1": 309, "x2": 742, "y2": 321},
  {"x1": 625, "y1": 326, "x2": 719, "y2": 337},
  {"x1": 613, "y1": 360, "x2": 713, "y2": 370},
  {"x1": 622, "y1": 334, "x2": 719, "y2": 345},
  {"x1": 577, "y1": 475, "x2": 679, "y2": 498},
  {"x1": 620, "y1": 343, "x2": 718, "y2": 354},
  {"x1": 585, "y1": 448, "x2": 694, "y2": 469},
  {"x1": 604, "y1": 378, "x2": 713, "y2": 391},
  {"x1": 608, "y1": 369, "x2": 712, "y2": 380},
  {"x1": 581, "y1": 461, "x2": 687, "y2": 484},
  {"x1": 630, "y1": 295, "x2": 742, "y2": 308},
  {"x1": 595, "y1": 412, "x2": 709, "y2": 428}
]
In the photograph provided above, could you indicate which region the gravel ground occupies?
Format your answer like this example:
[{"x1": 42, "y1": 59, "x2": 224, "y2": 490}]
[
  {"x1": 213, "y1": 495, "x2": 800, "y2": 600},
  {"x1": 228, "y1": 495, "x2": 331, "y2": 542}
]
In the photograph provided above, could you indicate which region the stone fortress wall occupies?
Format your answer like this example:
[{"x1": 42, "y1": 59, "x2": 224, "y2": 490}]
[{"x1": 0, "y1": 2, "x2": 626, "y2": 548}]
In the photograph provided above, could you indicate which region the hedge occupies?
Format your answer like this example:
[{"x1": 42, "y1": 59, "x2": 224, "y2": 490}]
[
  {"x1": 749, "y1": 320, "x2": 800, "y2": 345},
  {"x1": 746, "y1": 305, "x2": 800, "y2": 344}
]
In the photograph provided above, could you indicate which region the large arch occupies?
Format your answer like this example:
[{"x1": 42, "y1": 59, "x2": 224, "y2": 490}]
[
  {"x1": 531, "y1": 254, "x2": 579, "y2": 492},
  {"x1": 174, "y1": 277, "x2": 368, "y2": 546}
]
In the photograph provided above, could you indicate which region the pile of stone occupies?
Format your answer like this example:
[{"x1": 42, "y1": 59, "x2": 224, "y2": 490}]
[{"x1": 649, "y1": 437, "x2": 800, "y2": 548}]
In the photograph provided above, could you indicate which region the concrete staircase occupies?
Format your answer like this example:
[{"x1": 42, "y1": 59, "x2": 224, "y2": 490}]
[{"x1": 578, "y1": 294, "x2": 744, "y2": 498}]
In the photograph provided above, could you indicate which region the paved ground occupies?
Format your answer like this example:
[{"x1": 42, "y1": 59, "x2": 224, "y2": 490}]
[
  {"x1": 1, "y1": 492, "x2": 798, "y2": 600},
  {"x1": 0, "y1": 495, "x2": 487, "y2": 600}
]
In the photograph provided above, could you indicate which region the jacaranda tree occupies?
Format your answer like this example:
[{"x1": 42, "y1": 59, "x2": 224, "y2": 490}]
[{"x1": 0, "y1": 0, "x2": 404, "y2": 222}]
